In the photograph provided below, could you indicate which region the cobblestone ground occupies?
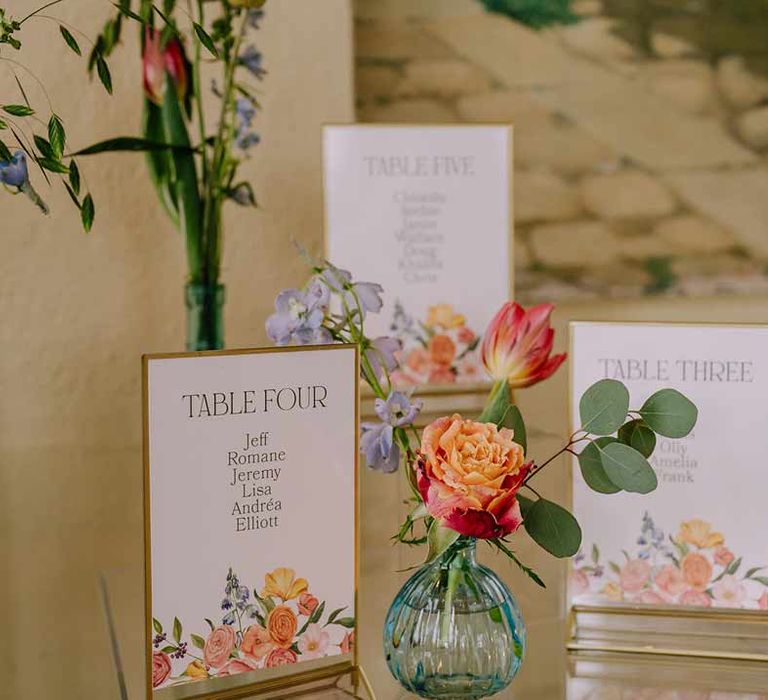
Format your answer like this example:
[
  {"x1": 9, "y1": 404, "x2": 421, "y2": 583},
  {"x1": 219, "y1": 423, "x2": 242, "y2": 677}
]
[{"x1": 353, "y1": 0, "x2": 768, "y2": 303}]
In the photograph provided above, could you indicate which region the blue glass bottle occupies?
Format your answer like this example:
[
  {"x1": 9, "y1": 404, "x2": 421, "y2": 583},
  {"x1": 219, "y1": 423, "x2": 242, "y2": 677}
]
[{"x1": 384, "y1": 537, "x2": 526, "y2": 699}]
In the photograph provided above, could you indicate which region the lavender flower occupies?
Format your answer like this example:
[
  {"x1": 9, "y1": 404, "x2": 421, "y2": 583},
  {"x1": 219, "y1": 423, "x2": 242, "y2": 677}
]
[
  {"x1": 238, "y1": 45, "x2": 266, "y2": 80},
  {"x1": 247, "y1": 9, "x2": 265, "y2": 29},
  {"x1": 361, "y1": 391, "x2": 422, "y2": 473},
  {"x1": 265, "y1": 287, "x2": 331, "y2": 346},
  {"x1": 234, "y1": 96, "x2": 260, "y2": 153},
  {"x1": 0, "y1": 151, "x2": 28, "y2": 187},
  {"x1": 365, "y1": 336, "x2": 401, "y2": 382},
  {"x1": 322, "y1": 264, "x2": 383, "y2": 318}
]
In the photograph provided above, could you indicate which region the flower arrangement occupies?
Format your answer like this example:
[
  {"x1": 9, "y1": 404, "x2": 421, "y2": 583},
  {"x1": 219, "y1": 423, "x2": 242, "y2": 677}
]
[
  {"x1": 267, "y1": 260, "x2": 699, "y2": 583},
  {"x1": 1, "y1": 0, "x2": 267, "y2": 349},
  {"x1": 151, "y1": 566, "x2": 354, "y2": 689},
  {"x1": 573, "y1": 515, "x2": 768, "y2": 609}
]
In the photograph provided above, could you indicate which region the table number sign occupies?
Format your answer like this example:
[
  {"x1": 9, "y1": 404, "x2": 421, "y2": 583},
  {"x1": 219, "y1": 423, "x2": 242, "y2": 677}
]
[
  {"x1": 568, "y1": 322, "x2": 768, "y2": 658},
  {"x1": 323, "y1": 125, "x2": 512, "y2": 388},
  {"x1": 143, "y1": 345, "x2": 361, "y2": 699}
]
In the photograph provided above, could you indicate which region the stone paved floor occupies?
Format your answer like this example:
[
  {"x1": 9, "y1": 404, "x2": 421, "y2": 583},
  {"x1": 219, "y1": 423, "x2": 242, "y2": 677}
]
[{"x1": 353, "y1": 0, "x2": 768, "y2": 303}]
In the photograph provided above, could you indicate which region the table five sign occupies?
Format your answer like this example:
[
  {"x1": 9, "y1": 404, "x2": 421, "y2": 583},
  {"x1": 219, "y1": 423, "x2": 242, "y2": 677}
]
[
  {"x1": 569, "y1": 323, "x2": 768, "y2": 613},
  {"x1": 143, "y1": 346, "x2": 358, "y2": 699}
]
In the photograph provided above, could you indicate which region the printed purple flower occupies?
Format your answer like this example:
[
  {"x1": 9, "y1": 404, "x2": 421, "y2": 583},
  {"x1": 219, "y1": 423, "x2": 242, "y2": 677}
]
[
  {"x1": 234, "y1": 96, "x2": 260, "y2": 153},
  {"x1": 365, "y1": 336, "x2": 401, "y2": 382},
  {"x1": 238, "y1": 45, "x2": 266, "y2": 79},
  {"x1": 0, "y1": 150, "x2": 28, "y2": 188},
  {"x1": 375, "y1": 391, "x2": 422, "y2": 428},
  {"x1": 266, "y1": 288, "x2": 331, "y2": 346},
  {"x1": 360, "y1": 421, "x2": 399, "y2": 473}
]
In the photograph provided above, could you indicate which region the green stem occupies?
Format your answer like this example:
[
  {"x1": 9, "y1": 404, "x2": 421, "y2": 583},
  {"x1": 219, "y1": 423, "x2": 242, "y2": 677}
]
[
  {"x1": 194, "y1": 0, "x2": 209, "y2": 186},
  {"x1": 441, "y1": 553, "x2": 461, "y2": 644},
  {"x1": 19, "y1": 0, "x2": 66, "y2": 24}
]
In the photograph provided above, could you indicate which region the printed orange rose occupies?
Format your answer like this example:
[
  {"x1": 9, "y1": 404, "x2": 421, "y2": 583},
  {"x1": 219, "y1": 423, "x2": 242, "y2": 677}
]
[
  {"x1": 267, "y1": 605, "x2": 298, "y2": 648},
  {"x1": 218, "y1": 658, "x2": 258, "y2": 677},
  {"x1": 241, "y1": 624, "x2": 275, "y2": 660},
  {"x1": 619, "y1": 559, "x2": 651, "y2": 594},
  {"x1": 428, "y1": 365, "x2": 455, "y2": 384},
  {"x1": 677, "y1": 520, "x2": 724, "y2": 549},
  {"x1": 261, "y1": 567, "x2": 308, "y2": 601},
  {"x1": 340, "y1": 630, "x2": 355, "y2": 655},
  {"x1": 152, "y1": 651, "x2": 172, "y2": 688},
  {"x1": 654, "y1": 564, "x2": 687, "y2": 597},
  {"x1": 416, "y1": 414, "x2": 529, "y2": 539},
  {"x1": 204, "y1": 625, "x2": 236, "y2": 668},
  {"x1": 185, "y1": 660, "x2": 208, "y2": 680},
  {"x1": 429, "y1": 334, "x2": 456, "y2": 366},
  {"x1": 681, "y1": 553, "x2": 713, "y2": 590},
  {"x1": 714, "y1": 546, "x2": 735, "y2": 567},
  {"x1": 265, "y1": 647, "x2": 298, "y2": 668},
  {"x1": 297, "y1": 592, "x2": 319, "y2": 616},
  {"x1": 426, "y1": 304, "x2": 465, "y2": 330}
]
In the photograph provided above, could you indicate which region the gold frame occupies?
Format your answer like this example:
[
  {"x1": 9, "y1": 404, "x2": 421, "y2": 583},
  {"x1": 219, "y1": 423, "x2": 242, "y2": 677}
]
[
  {"x1": 566, "y1": 320, "x2": 768, "y2": 660},
  {"x1": 321, "y1": 122, "x2": 515, "y2": 410},
  {"x1": 142, "y1": 344, "x2": 372, "y2": 699}
]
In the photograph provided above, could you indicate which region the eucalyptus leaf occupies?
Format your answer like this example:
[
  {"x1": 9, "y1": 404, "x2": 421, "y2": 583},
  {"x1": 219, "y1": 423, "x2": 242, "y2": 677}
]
[
  {"x1": 500, "y1": 404, "x2": 527, "y2": 454},
  {"x1": 578, "y1": 437, "x2": 621, "y2": 494},
  {"x1": 424, "y1": 521, "x2": 460, "y2": 565},
  {"x1": 521, "y1": 497, "x2": 582, "y2": 558},
  {"x1": 59, "y1": 26, "x2": 81, "y2": 55},
  {"x1": 639, "y1": 389, "x2": 698, "y2": 438},
  {"x1": 618, "y1": 419, "x2": 656, "y2": 458},
  {"x1": 193, "y1": 22, "x2": 219, "y2": 58},
  {"x1": 600, "y1": 442, "x2": 657, "y2": 494},
  {"x1": 81, "y1": 193, "x2": 95, "y2": 232},
  {"x1": 579, "y1": 379, "x2": 630, "y2": 435}
]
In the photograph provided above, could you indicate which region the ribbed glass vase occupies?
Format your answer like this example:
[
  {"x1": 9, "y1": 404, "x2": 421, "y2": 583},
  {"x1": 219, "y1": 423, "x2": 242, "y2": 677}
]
[{"x1": 384, "y1": 537, "x2": 526, "y2": 699}]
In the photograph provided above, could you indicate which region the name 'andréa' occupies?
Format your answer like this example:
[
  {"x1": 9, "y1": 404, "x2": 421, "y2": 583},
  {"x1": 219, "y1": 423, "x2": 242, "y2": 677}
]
[{"x1": 181, "y1": 385, "x2": 328, "y2": 418}]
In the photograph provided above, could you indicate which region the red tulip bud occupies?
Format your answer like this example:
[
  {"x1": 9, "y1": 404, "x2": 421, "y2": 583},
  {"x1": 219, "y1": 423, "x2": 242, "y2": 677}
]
[{"x1": 142, "y1": 28, "x2": 189, "y2": 105}]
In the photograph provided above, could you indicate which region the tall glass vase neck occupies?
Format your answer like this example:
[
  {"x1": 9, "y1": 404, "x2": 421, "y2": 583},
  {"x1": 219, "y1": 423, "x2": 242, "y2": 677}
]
[
  {"x1": 442, "y1": 537, "x2": 478, "y2": 567},
  {"x1": 185, "y1": 282, "x2": 225, "y2": 351}
]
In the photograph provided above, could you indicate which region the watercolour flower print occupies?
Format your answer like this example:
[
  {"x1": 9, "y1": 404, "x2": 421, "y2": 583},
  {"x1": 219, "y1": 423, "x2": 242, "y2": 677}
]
[
  {"x1": 389, "y1": 301, "x2": 483, "y2": 386},
  {"x1": 571, "y1": 514, "x2": 768, "y2": 610},
  {"x1": 152, "y1": 566, "x2": 354, "y2": 688}
]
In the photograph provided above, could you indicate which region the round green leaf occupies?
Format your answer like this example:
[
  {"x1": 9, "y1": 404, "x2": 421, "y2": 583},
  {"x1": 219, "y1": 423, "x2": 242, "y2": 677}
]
[
  {"x1": 617, "y1": 419, "x2": 657, "y2": 458},
  {"x1": 578, "y1": 437, "x2": 621, "y2": 494},
  {"x1": 639, "y1": 389, "x2": 698, "y2": 438},
  {"x1": 579, "y1": 379, "x2": 630, "y2": 436},
  {"x1": 522, "y1": 498, "x2": 582, "y2": 558},
  {"x1": 600, "y1": 442, "x2": 658, "y2": 494}
]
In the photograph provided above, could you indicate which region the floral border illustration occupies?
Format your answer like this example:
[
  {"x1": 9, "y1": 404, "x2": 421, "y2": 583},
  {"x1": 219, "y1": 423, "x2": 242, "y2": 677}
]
[
  {"x1": 572, "y1": 514, "x2": 768, "y2": 610},
  {"x1": 152, "y1": 566, "x2": 354, "y2": 688}
]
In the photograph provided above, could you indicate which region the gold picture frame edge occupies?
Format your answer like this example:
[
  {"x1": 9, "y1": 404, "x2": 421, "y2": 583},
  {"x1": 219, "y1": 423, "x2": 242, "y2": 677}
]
[
  {"x1": 565, "y1": 319, "x2": 768, "y2": 657},
  {"x1": 142, "y1": 343, "x2": 365, "y2": 700}
]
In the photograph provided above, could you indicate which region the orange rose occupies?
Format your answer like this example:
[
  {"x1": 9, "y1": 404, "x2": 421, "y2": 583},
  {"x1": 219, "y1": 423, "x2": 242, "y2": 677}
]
[
  {"x1": 204, "y1": 625, "x2": 236, "y2": 668},
  {"x1": 267, "y1": 605, "x2": 298, "y2": 648},
  {"x1": 429, "y1": 334, "x2": 456, "y2": 366},
  {"x1": 681, "y1": 553, "x2": 713, "y2": 590},
  {"x1": 297, "y1": 592, "x2": 319, "y2": 616},
  {"x1": 417, "y1": 414, "x2": 528, "y2": 539},
  {"x1": 241, "y1": 624, "x2": 275, "y2": 660},
  {"x1": 265, "y1": 647, "x2": 298, "y2": 668}
]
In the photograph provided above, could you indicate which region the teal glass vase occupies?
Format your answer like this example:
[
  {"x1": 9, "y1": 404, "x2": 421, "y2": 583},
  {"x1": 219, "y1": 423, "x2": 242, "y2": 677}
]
[
  {"x1": 185, "y1": 283, "x2": 225, "y2": 351},
  {"x1": 384, "y1": 537, "x2": 525, "y2": 699}
]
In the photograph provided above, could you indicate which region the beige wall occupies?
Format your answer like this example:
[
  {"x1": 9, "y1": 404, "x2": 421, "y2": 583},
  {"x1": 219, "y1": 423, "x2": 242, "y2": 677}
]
[{"x1": 0, "y1": 2, "x2": 353, "y2": 698}]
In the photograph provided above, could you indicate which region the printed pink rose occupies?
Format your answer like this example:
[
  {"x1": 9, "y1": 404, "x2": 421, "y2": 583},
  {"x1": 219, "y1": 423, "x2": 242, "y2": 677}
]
[
  {"x1": 679, "y1": 589, "x2": 711, "y2": 607},
  {"x1": 457, "y1": 326, "x2": 475, "y2": 345},
  {"x1": 619, "y1": 560, "x2": 651, "y2": 594},
  {"x1": 714, "y1": 546, "x2": 735, "y2": 567},
  {"x1": 654, "y1": 565, "x2": 688, "y2": 598},
  {"x1": 340, "y1": 631, "x2": 355, "y2": 655},
  {"x1": 417, "y1": 414, "x2": 529, "y2": 539},
  {"x1": 758, "y1": 591, "x2": 768, "y2": 610},
  {"x1": 241, "y1": 624, "x2": 275, "y2": 660},
  {"x1": 405, "y1": 347, "x2": 430, "y2": 376},
  {"x1": 298, "y1": 592, "x2": 319, "y2": 616},
  {"x1": 570, "y1": 569, "x2": 590, "y2": 596},
  {"x1": 681, "y1": 553, "x2": 713, "y2": 591},
  {"x1": 152, "y1": 651, "x2": 172, "y2": 688},
  {"x1": 204, "y1": 625, "x2": 237, "y2": 668},
  {"x1": 637, "y1": 590, "x2": 666, "y2": 605},
  {"x1": 712, "y1": 575, "x2": 747, "y2": 608},
  {"x1": 218, "y1": 657, "x2": 258, "y2": 677},
  {"x1": 428, "y1": 365, "x2": 455, "y2": 384},
  {"x1": 265, "y1": 647, "x2": 298, "y2": 668},
  {"x1": 481, "y1": 302, "x2": 566, "y2": 389},
  {"x1": 298, "y1": 623, "x2": 330, "y2": 660}
]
